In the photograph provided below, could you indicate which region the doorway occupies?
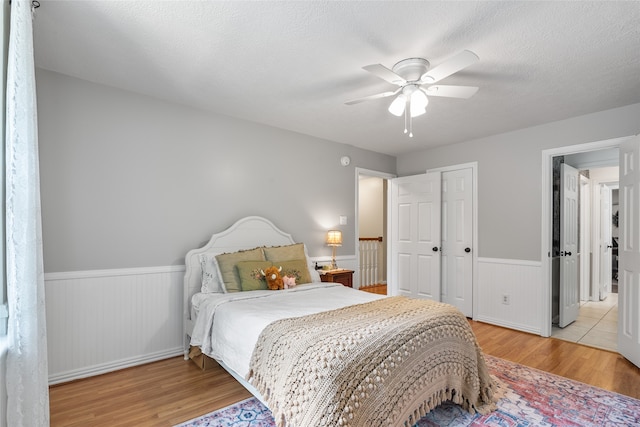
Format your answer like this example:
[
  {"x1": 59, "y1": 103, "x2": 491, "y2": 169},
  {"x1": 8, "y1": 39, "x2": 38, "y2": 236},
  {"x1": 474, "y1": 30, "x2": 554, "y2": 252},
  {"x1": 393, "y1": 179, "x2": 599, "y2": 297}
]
[
  {"x1": 550, "y1": 157, "x2": 619, "y2": 351},
  {"x1": 541, "y1": 136, "x2": 630, "y2": 342},
  {"x1": 355, "y1": 168, "x2": 395, "y2": 293}
]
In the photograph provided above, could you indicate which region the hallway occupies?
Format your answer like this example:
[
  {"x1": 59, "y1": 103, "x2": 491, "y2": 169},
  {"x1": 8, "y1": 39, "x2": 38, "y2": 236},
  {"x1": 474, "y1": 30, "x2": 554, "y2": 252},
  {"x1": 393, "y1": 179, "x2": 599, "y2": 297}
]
[{"x1": 552, "y1": 293, "x2": 618, "y2": 352}]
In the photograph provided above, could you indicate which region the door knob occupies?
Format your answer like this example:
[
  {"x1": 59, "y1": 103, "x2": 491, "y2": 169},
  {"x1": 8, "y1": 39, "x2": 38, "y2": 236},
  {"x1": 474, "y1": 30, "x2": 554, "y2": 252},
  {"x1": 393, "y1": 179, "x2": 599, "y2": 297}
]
[
  {"x1": 561, "y1": 251, "x2": 572, "y2": 256},
  {"x1": 432, "y1": 246, "x2": 439, "y2": 252},
  {"x1": 465, "y1": 247, "x2": 471, "y2": 253}
]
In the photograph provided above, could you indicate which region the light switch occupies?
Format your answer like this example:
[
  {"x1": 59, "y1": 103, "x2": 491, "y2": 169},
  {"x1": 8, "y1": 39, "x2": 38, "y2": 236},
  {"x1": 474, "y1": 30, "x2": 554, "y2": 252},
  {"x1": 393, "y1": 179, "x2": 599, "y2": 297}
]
[{"x1": 339, "y1": 215, "x2": 347, "y2": 225}]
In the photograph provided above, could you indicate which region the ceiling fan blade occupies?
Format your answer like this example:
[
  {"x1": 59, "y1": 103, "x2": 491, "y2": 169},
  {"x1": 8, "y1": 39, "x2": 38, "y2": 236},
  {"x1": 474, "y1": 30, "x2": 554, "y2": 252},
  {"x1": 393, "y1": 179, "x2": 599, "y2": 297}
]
[
  {"x1": 421, "y1": 50, "x2": 479, "y2": 84},
  {"x1": 345, "y1": 88, "x2": 400, "y2": 105},
  {"x1": 423, "y1": 85, "x2": 479, "y2": 99},
  {"x1": 362, "y1": 64, "x2": 407, "y2": 86}
]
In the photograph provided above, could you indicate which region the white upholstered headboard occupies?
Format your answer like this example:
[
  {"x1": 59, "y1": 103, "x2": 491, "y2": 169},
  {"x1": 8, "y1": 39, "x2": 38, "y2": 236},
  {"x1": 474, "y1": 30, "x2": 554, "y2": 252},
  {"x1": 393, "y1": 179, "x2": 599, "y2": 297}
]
[{"x1": 183, "y1": 216, "x2": 298, "y2": 357}]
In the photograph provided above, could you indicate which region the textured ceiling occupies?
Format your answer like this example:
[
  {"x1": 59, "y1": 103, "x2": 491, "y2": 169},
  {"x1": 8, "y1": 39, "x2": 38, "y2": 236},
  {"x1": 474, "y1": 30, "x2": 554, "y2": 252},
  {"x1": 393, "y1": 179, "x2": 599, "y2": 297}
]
[{"x1": 33, "y1": 1, "x2": 640, "y2": 156}]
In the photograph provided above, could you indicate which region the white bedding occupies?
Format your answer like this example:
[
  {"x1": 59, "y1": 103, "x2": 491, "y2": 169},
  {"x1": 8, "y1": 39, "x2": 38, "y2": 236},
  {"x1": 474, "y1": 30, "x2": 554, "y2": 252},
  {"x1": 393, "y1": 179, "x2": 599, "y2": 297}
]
[{"x1": 190, "y1": 283, "x2": 384, "y2": 378}]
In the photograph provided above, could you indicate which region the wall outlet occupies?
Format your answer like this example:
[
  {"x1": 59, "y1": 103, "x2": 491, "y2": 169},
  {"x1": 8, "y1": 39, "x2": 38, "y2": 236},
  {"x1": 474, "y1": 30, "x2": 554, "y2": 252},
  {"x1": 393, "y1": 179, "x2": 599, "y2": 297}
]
[{"x1": 501, "y1": 294, "x2": 510, "y2": 305}]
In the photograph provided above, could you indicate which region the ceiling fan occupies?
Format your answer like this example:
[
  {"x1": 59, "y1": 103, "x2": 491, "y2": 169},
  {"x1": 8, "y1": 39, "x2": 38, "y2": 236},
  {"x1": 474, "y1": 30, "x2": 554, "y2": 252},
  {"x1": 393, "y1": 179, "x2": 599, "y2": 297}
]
[{"x1": 346, "y1": 50, "x2": 479, "y2": 137}]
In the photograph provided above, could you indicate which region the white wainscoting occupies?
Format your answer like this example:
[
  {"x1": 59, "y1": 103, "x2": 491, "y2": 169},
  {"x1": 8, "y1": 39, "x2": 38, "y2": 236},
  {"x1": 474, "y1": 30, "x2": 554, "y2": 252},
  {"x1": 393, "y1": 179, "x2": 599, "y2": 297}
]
[
  {"x1": 45, "y1": 255, "x2": 535, "y2": 385},
  {"x1": 0, "y1": 336, "x2": 7, "y2": 427},
  {"x1": 44, "y1": 257, "x2": 358, "y2": 385},
  {"x1": 45, "y1": 266, "x2": 184, "y2": 384},
  {"x1": 476, "y1": 258, "x2": 543, "y2": 335}
]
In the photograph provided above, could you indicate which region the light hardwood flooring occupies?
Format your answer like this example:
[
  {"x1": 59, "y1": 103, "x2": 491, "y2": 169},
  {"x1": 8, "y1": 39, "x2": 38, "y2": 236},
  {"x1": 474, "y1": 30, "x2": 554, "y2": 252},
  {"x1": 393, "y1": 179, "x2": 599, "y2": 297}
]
[
  {"x1": 357, "y1": 283, "x2": 387, "y2": 295},
  {"x1": 49, "y1": 319, "x2": 640, "y2": 427}
]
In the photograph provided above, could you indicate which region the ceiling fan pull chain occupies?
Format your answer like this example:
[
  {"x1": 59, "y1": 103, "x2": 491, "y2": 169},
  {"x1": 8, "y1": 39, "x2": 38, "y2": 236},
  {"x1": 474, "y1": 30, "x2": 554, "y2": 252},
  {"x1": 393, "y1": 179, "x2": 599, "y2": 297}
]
[
  {"x1": 403, "y1": 104, "x2": 408, "y2": 134},
  {"x1": 409, "y1": 114, "x2": 413, "y2": 138},
  {"x1": 407, "y1": 98, "x2": 413, "y2": 137}
]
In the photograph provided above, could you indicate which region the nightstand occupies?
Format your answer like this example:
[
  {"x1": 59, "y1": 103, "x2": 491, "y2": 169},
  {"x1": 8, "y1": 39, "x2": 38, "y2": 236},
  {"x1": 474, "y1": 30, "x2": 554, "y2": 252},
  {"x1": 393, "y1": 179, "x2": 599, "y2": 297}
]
[{"x1": 320, "y1": 269, "x2": 354, "y2": 288}]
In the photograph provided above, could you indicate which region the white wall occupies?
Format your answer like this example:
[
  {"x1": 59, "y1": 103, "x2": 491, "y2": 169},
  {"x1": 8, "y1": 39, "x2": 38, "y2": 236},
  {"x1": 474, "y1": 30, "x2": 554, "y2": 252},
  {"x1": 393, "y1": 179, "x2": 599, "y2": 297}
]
[
  {"x1": 358, "y1": 176, "x2": 384, "y2": 238},
  {"x1": 397, "y1": 103, "x2": 640, "y2": 261},
  {"x1": 589, "y1": 166, "x2": 619, "y2": 184},
  {"x1": 36, "y1": 69, "x2": 394, "y2": 381},
  {"x1": 36, "y1": 69, "x2": 396, "y2": 273}
]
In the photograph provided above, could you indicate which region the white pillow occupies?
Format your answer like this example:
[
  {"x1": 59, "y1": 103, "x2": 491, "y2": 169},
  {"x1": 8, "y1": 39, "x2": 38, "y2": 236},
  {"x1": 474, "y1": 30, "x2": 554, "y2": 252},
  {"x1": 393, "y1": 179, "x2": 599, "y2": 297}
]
[{"x1": 198, "y1": 253, "x2": 225, "y2": 293}]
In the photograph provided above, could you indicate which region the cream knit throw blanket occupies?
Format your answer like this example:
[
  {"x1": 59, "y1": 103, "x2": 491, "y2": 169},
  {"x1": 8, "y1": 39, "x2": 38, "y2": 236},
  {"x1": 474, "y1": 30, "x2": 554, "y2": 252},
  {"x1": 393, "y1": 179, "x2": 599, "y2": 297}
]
[{"x1": 247, "y1": 296, "x2": 495, "y2": 427}]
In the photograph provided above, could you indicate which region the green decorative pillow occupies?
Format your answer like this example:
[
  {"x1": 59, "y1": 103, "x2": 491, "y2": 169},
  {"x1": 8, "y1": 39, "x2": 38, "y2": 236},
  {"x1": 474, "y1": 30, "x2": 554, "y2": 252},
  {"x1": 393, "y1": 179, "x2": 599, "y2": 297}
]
[
  {"x1": 279, "y1": 259, "x2": 312, "y2": 285},
  {"x1": 263, "y1": 243, "x2": 306, "y2": 262},
  {"x1": 214, "y1": 247, "x2": 265, "y2": 293},
  {"x1": 235, "y1": 260, "x2": 274, "y2": 291}
]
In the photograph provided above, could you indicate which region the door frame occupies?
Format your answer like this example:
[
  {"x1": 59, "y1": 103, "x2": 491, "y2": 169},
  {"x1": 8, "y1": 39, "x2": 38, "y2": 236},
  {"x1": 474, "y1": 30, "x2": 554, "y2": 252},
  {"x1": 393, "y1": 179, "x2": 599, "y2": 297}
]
[
  {"x1": 427, "y1": 162, "x2": 478, "y2": 318},
  {"x1": 579, "y1": 174, "x2": 591, "y2": 302},
  {"x1": 355, "y1": 168, "x2": 396, "y2": 290},
  {"x1": 541, "y1": 136, "x2": 633, "y2": 337},
  {"x1": 593, "y1": 179, "x2": 618, "y2": 300}
]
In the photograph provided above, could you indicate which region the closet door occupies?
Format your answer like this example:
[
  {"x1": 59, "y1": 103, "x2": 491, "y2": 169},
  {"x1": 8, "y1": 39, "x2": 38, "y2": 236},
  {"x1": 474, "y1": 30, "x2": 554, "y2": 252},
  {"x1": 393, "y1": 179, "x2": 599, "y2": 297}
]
[
  {"x1": 441, "y1": 168, "x2": 473, "y2": 317},
  {"x1": 389, "y1": 173, "x2": 441, "y2": 300}
]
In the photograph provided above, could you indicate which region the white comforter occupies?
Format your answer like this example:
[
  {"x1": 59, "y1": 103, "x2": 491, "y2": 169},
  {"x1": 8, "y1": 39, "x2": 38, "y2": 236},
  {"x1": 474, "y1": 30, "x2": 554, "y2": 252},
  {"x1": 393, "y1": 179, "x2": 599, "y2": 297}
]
[{"x1": 190, "y1": 283, "x2": 384, "y2": 378}]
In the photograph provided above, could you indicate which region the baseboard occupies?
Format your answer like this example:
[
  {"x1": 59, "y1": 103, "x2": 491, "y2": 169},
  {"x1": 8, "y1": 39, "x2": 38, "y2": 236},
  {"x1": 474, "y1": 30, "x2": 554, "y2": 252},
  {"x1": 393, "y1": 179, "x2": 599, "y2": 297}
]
[
  {"x1": 474, "y1": 315, "x2": 542, "y2": 336},
  {"x1": 477, "y1": 257, "x2": 541, "y2": 267},
  {"x1": 49, "y1": 347, "x2": 183, "y2": 385}
]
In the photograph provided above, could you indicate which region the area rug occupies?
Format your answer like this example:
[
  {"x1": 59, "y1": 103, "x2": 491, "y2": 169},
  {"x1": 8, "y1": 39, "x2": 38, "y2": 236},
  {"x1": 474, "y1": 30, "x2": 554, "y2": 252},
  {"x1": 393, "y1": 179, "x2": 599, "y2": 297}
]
[{"x1": 174, "y1": 355, "x2": 640, "y2": 427}]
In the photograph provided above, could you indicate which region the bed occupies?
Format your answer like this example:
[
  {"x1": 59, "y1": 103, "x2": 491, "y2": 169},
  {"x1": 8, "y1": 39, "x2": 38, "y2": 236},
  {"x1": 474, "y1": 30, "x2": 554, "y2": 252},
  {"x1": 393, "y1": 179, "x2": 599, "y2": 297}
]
[{"x1": 184, "y1": 216, "x2": 495, "y2": 427}]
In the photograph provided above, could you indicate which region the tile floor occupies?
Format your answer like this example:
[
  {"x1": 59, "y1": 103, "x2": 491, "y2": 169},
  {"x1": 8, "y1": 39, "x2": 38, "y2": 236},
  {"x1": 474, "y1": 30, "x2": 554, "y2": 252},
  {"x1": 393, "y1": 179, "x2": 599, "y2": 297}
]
[{"x1": 552, "y1": 292, "x2": 618, "y2": 352}]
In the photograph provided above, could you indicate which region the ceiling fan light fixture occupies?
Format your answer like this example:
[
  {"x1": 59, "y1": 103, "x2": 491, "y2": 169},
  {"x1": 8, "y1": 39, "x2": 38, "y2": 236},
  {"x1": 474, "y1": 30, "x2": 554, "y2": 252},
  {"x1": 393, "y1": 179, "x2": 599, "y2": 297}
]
[
  {"x1": 388, "y1": 94, "x2": 406, "y2": 116},
  {"x1": 410, "y1": 89, "x2": 428, "y2": 117},
  {"x1": 349, "y1": 50, "x2": 480, "y2": 137}
]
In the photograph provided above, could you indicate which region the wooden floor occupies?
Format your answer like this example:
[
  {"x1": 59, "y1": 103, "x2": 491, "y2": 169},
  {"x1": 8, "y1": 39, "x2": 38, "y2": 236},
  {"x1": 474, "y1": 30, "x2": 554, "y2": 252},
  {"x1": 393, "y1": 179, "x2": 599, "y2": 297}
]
[
  {"x1": 358, "y1": 283, "x2": 387, "y2": 295},
  {"x1": 49, "y1": 321, "x2": 640, "y2": 427}
]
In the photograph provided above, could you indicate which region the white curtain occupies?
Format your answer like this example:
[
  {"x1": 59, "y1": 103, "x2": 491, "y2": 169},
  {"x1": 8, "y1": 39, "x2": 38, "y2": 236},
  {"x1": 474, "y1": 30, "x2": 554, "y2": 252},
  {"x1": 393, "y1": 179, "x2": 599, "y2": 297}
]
[{"x1": 5, "y1": 1, "x2": 50, "y2": 426}]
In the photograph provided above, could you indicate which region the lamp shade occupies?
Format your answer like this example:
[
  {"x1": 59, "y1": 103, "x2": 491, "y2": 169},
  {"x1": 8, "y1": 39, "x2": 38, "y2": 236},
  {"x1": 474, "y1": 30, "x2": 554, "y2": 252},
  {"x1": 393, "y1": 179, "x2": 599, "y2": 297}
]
[{"x1": 326, "y1": 230, "x2": 343, "y2": 246}]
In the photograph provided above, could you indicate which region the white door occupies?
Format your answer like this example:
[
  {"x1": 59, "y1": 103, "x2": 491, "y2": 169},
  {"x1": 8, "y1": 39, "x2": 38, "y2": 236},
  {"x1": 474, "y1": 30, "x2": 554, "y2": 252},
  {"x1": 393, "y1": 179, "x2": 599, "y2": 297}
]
[
  {"x1": 441, "y1": 168, "x2": 473, "y2": 317},
  {"x1": 599, "y1": 184, "x2": 612, "y2": 299},
  {"x1": 618, "y1": 135, "x2": 640, "y2": 368},
  {"x1": 390, "y1": 173, "x2": 441, "y2": 300},
  {"x1": 559, "y1": 163, "x2": 579, "y2": 328}
]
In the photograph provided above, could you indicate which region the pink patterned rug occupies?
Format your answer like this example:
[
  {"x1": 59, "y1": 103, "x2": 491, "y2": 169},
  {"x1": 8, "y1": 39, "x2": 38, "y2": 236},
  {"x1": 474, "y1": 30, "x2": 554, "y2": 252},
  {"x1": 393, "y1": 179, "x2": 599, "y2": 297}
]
[{"x1": 175, "y1": 355, "x2": 640, "y2": 426}]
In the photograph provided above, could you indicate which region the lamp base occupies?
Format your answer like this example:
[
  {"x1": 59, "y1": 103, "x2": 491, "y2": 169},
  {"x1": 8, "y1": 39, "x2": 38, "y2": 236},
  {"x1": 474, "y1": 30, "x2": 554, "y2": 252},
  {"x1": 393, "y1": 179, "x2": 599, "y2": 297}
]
[{"x1": 331, "y1": 247, "x2": 338, "y2": 270}]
